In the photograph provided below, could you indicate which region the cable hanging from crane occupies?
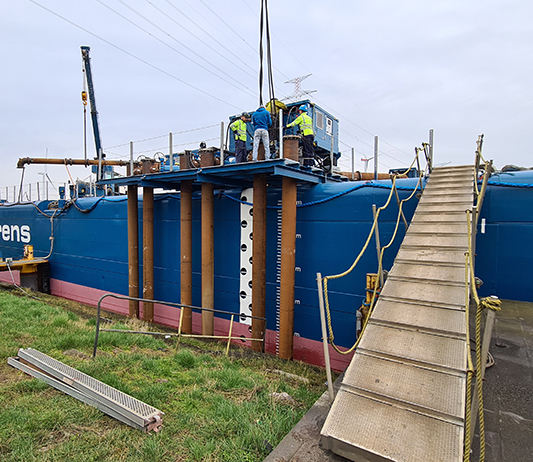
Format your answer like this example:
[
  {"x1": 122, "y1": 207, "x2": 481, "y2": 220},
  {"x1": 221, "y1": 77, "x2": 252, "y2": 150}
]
[{"x1": 258, "y1": 0, "x2": 275, "y2": 107}]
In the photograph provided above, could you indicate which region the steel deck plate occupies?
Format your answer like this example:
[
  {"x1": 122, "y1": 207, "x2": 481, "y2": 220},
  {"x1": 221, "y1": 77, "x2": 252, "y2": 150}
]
[
  {"x1": 18, "y1": 348, "x2": 163, "y2": 428},
  {"x1": 341, "y1": 353, "x2": 465, "y2": 420},
  {"x1": 371, "y1": 298, "x2": 466, "y2": 336},
  {"x1": 321, "y1": 391, "x2": 463, "y2": 462}
]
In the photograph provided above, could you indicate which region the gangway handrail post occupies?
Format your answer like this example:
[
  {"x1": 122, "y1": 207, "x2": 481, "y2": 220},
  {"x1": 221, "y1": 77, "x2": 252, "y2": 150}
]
[
  {"x1": 475, "y1": 160, "x2": 492, "y2": 218},
  {"x1": 469, "y1": 305, "x2": 496, "y2": 443},
  {"x1": 470, "y1": 206, "x2": 478, "y2": 282},
  {"x1": 316, "y1": 272, "x2": 335, "y2": 402},
  {"x1": 428, "y1": 129, "x2": 434, "y2": 173},
  {"x1": 372, "y1": 204, "x2": 384, "y2": 288}
]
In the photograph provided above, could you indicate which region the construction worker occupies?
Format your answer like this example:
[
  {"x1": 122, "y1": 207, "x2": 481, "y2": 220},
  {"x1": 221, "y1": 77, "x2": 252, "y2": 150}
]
[
  {"x1": 286, "y1": 105, "x2": 314, "y2": 166},
  {"x1": 251, "y1": 106, "x2": 272, "y2": 161},
  {"x1": 230, "y1": 112, "x2": 250, "y2": 163}
]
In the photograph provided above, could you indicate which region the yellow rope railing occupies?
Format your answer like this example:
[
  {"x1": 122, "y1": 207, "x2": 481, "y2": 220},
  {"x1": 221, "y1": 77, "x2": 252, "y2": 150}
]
[
  {"x1": 322, "y1": 150, "x2": 425, "y2": 354},
  {"x1": 463, "y1": 210, "x2": 501, "y2": 462}
]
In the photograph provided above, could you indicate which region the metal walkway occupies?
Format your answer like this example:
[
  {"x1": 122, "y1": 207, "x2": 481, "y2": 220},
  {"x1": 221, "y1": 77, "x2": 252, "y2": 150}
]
[{"x1": 321, "y1": 165, "x2": 475, "y2": 462}]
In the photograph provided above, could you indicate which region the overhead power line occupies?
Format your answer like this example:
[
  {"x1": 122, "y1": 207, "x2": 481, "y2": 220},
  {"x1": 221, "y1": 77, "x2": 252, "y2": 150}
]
[
  {"x1": 159, "y1": 0, "x2": 258, "y2": 79},
  {"x1": 96, "y1": 0, "x2": 256, "y2": 98},
  {"x1": 28, "y1": 0, "x2": 242, "y2": 109}
]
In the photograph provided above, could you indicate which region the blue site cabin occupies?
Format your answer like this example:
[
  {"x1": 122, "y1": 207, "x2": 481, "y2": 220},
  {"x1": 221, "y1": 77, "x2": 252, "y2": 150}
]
[{"x1": 227, "y1": 99, "x2": 340, "y2": 165}]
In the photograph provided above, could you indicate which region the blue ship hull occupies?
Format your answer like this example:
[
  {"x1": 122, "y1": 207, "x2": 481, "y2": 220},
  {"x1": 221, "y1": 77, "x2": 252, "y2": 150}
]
[{"x1": 0, "y1": 172, "x2": 531, "y2": 369}]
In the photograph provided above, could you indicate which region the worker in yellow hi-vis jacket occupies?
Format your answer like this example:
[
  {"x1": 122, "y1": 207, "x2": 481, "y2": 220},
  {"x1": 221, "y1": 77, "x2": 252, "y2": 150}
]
[
  {"x1": 230, "y1": 112, "x2": 250, "y2": 163},
  {"x1": 286, "y1": 105, "x2": 314, "y2": 166}
]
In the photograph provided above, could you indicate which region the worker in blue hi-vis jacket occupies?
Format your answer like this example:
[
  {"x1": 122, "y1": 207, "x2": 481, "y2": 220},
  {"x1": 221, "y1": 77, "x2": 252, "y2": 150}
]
[
  {"x1": 251, "y1": 106, "x2": 272, "y2": 161},
  {"x1": 230, "y1": 112, "x2": 250, "y2": 163},
  {"x1": 286, "y1": 105, "x2": 315, "y2": 166}
]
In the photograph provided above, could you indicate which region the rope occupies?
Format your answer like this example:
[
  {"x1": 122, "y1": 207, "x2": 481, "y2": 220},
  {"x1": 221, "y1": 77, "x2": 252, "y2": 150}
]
[
  {"x1": 464, "y1": 209, "x2": 502, "y2": 462},
  {"x1": 320, "y1": 151, "x2": 425, "y2": 355}
]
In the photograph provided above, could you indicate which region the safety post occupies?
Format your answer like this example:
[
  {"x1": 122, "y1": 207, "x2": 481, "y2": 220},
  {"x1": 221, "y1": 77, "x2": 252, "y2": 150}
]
[
  {"x1": 201, "y1": 148, "x2": 215, "y2": 336},
  {"x1": 226, "y1": 314, "x2": 235, "y2": 356},
  {"x1": 220, "y1": 122, "x2": 225, "y2": 165},
  {"x1": 351, "y1": 147, "x2": 355, "y2": 180},
  {"x1": 279, "y1": 109, "x2": 284, "y2": 158},
  {"x1": 169, "y1": 132, "x2": 173, "y2": 172},
  {"x1": 330, "y1": 134, "x2": 334, "y2": 175},
  {"x1": 252, "y1": 173, "x2": 267, "y2": 352},
  {"x1": 316, "y1": 272, "x2": 335, "y2": 402},
  {"x1": 127, "y1": 183, "x2": 139, "y2": 318},
  {"x1": 374, "y1": 136, "x2": 379, "y2": 180},
  {"x1": 142, "y1": 186, "x2": 154, "y2": 322},
  {"x1": 278, "y1": 176, "x2": 297, "y2": 360},
  {"x1": 98, "y1": 148, "x2": 103, "y2": 182}
]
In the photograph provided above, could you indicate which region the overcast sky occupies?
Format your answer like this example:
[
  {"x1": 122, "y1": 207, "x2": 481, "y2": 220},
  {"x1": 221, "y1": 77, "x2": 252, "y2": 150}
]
[{"x1": 1, "y1": 0, "x2": 531, "y2": 197}]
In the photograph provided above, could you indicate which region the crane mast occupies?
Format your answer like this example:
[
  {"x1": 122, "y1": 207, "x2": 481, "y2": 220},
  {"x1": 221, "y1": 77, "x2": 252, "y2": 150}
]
[{"x1": 80, "y1": 46, "x2": 104, "y2": 164}]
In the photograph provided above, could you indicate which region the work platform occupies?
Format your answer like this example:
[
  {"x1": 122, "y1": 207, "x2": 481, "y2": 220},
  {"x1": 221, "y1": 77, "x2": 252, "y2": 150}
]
[
  {"x1": 102, "y1": 158, "x2": 347, "y2": 190},
  {"x1": 320, "y1": 165, "x2": 475, "y2": 462}
]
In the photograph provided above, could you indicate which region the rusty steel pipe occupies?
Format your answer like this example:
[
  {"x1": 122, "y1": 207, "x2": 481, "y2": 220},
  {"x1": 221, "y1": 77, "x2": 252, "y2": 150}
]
[
  {"x1": 339, "y1": 171, "x2": 406, "y2": 181},
  {"x1": 201, "y1": 148, "x2": 215, "y2": 336},
  {"x1": 251, "y1": 174, "x2": 267, "y2": 352},
  {"x1": 17, "y1": 157, "x2": 130, "y2": 169},
  {"x1": 142, "y1": 187, "x2": 154, "y2": 323},
  {"x1": 180, "y1": 180, "x2": 193, "y2": 334},
  {"x1": 278, "y1": 176, "x2": 298, "y2": 360},
  {"x1": 257, "y1": 143, "x2": 265, "y2": 161},
  {"x1": 283, "y1": 135, "x2": 300, "y2": 162},
  {"x1": 127, "y1": 185, "x2": 139, "y2": 318}
]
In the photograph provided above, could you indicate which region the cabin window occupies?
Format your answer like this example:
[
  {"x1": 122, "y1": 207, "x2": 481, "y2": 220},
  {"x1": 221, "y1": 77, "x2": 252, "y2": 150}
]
[{"x1": 316, "y1": 112, "x2": 324, "y2": 130}]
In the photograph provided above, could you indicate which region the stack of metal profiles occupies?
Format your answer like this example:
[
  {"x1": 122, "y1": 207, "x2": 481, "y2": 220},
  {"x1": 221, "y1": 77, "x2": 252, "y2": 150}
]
[
  {"x1": 8, "y1": 348, "x2": 163, "y2": 432},
  {"x1": 321, "y1": 165, "x2": 474, "y2": 461}
]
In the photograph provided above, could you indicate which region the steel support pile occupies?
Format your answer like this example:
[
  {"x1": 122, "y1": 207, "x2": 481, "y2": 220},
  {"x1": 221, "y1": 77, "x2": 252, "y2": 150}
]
[
  {"x1": 127, "y1": 185, "x2": 139, "y2": 318},
  {"x1": 142, "y1": 187, "x2": 155, "y2": 322},
  {"x1": 251, "y1": 174, "x2": 267, "y2": 352},
  {"x1": 201, "y1": 148, "x2": 215, "y2": 336}
]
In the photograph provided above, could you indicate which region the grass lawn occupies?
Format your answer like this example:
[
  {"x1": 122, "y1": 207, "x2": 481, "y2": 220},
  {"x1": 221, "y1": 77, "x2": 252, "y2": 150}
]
[{"x1": 0, "y1": 287, "x2": 330, "y2": 461}]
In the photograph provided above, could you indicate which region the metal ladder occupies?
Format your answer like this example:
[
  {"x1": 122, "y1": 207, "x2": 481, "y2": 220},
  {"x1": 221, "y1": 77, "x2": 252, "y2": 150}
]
[{"x1": 321, "y1": 165, "x2": 474, "y2": 461}]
